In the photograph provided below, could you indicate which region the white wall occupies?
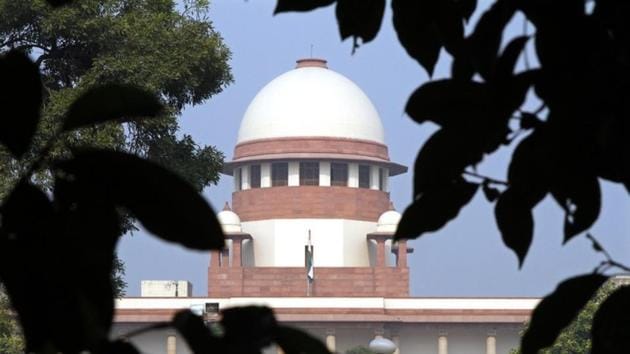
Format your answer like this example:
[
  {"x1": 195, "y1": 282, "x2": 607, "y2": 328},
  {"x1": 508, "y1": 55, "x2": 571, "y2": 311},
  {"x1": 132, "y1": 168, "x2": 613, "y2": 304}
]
[
  {"x1": 319, "y1": 161, "x2": 331, "y2": 186},
  {"x1": 288, "y1": 162, "x2": 299, "y2": 186},
  {"x1": 241, "y1": 219, "x2": 376, "y2": 267},
  {"x1": 261, "y1": 163, "x2": 271, "y2": 187}
]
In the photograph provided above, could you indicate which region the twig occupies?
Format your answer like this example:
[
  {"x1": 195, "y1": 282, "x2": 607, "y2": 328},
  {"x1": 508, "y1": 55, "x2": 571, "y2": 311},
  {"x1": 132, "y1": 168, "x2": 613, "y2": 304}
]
[{"x1": 463, "y1": 170, "x2": 508, "y2": 186}]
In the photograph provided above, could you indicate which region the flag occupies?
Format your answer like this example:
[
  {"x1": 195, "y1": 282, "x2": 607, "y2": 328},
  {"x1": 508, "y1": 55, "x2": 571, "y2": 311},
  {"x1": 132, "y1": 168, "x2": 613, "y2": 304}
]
[{"x1": 306, "y1": 231, "x2": 314, "y2": 282}]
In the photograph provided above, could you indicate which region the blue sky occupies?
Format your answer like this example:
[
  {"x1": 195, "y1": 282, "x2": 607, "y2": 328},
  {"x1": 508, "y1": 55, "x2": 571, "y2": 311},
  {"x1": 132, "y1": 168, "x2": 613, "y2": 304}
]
[{"x1": 118, "y1": 0, "x2": 630, "y2": 297}]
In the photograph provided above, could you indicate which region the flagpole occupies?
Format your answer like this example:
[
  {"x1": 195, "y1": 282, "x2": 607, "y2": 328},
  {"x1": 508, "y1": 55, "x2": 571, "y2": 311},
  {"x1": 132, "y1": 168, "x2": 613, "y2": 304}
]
[{"x1": 307, "y1": 229, "x2": 312, "y2": 296}]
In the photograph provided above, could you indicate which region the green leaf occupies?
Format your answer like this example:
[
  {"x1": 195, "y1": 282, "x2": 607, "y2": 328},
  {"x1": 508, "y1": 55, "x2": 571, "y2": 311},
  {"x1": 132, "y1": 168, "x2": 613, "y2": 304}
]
[
  {"x1": 592, "y1": 286, "x2": 630, "y2": 354},
  {"x1": 63, "y1": 84, "x2": 163, "y2": 132},
  {"x1": 335, "y1": 0, "x2": 385, "y2": 45},
  {"x1": 54, "y1": 149, "x2": 224, "y2": 250},
  {"x1": 0, "y1": 51, "x2": 43, "y2": 158},
  {"x1": 521, "y1": 274, "x2": 608, "y2": 354},
  {"x1": 395, "y1": 178, "x2": 478, "y2": 240},
  {"x1": 275, "y1": 325, "x2": 332, "y2": 354},
  {"x1": 494, "y1": 187, "x2": 535, "y2": 267},
  {"x1": 274, "y1": 0, "x2": 336, "y2": 13}
]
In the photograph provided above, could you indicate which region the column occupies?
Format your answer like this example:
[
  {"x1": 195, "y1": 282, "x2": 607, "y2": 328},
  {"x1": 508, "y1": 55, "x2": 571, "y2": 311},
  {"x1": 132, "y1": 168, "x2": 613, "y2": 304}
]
[
  {"x1": 486, "y1": 331, "x2": 496, "y2": 354},
  {"x1": 210, "y1": 250, "x2": 221, "y2": 268},
  {"x1": 288, "y1": 162, "x2": 299, "y2": 186},
  {"x1": 320, "y1": 161, "x2": 331, "y2": 186},
  {"x1": 392, "y1": 334, "x2": 400, "y2": 354},
  {"x1": 397, "y1": 241, "x2": 408, "y2": 267},
  {"x1": 242, "y1": 165, "x2": 250, "y2": 190},
  {"x1": 231, "y1": 238, "x2": 242, "y2": 267},
  {"x1": 166, "y1": 335, "x2": 176, "y2": 354},
  {"x1": 325, "y1": 329, "x2": 336, "y2": 353},
  {"x1": 348, "y1": 163, "x2": 359, "y2": 187},
  {"x1": 438, "y1": 333, "x2": 448, "y2": 354},
  {"x1": 261, "y1": 163, "x2": 271, "y2": 187},
  {"x1": 376, "y1": 238, "x2": 386, "y2": 267},
  {"x1": 370, "y1": 166, "x2": 380, "y2": 190},
  {"x1": 221, "y1": 248, "x2": 229, "y2": 267}
]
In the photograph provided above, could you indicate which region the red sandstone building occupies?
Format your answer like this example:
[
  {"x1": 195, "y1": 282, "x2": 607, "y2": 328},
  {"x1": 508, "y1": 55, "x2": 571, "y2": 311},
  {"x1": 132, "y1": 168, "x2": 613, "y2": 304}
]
[{"x1": 114, "y1": 59, "x2": 536, "y2": 354}]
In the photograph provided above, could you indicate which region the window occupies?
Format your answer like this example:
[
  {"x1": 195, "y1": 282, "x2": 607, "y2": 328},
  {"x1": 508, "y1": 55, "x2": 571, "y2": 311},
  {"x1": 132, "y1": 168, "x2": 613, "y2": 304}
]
[
  {"x1": 330, "y1": 162, "x2": 348, "y2": 186},
  {"x1": 379, "y1": 168, "x2": 387, "y2": 191},
  {"x1": 234, "y1": 168, "x2": 242, "y2": 191},
  {"x1": 250, "y1": 164, "x2": 261, "y2": 188},
  {"x1": 300, "y1": 161, "x2": 319, "y2": 186},
  {"x1": 358, "y1": 165, "x2": 370, "y2": 188},
  {"x1": 271, "y1": 162, "x2": 288, "y2": 186}
]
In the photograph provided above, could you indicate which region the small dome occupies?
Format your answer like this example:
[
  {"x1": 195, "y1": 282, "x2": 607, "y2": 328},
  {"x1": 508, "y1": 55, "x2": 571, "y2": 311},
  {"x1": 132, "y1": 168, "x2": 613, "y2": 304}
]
[
  {"x1": 217, "y1": 202, "x2": 242, "y2": 233},
  {"x1": 237, "y1": 58, "x2": 385, "y2": 144},
  {"x1": 376, "y1": 210, "x2": 401, "y2": 233}
]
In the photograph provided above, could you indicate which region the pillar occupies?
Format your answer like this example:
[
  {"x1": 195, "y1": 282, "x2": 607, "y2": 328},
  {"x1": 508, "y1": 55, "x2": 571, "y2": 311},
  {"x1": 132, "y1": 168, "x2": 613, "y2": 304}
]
[
  {"x1": 486, "y1": 332, "x2": 496, "y2": 354},
  {"x1": 210, "y1": 250, "x2": 220, "y2": 268},
  {"x1": 166, "y1": 335, "x2": 176, "y2": 354},
  {"x1": 438, "y1": 333, "x2": 448, "y2": 354},
  {"x1": 231, "y1": 238, "x2": 242, "y2": 267},
  {"x1": 325, "y1": 329, "x2": 336, "y2": 353},
  {"x1": 376, "y1": 238, "x2": 386, "y2": 267},
  {"x1": 221, "y1": 248, "x2": 229, "y2": 267},
  {"x1": 320, "y1": 161, "x2": 331, "y2": 186},
  {"x1": 397, "y1": 241, "x2": 407, "y2": 267}
]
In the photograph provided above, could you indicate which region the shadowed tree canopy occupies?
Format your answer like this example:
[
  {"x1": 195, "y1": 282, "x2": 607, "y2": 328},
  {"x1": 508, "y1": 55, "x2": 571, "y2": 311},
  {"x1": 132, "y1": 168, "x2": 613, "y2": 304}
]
[
  {"x1": 275, "y1": 0, "x2": 630, "y2": 352},
  {"x1": 0, "y1": 0, "x2": 232, "y2": 196}
]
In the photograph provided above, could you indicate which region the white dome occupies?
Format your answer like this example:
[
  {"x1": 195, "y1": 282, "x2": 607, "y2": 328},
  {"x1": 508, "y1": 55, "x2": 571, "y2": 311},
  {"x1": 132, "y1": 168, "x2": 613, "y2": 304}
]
[
  {"x1": 376, "y1": 210, "x2": 401, "y2": 233},
  {"x1": 217, "y1": 209, "x2": 242, "y2": 233},
  {"x1": 237, "y1": 60, "x2": 385, "y2": 144}
]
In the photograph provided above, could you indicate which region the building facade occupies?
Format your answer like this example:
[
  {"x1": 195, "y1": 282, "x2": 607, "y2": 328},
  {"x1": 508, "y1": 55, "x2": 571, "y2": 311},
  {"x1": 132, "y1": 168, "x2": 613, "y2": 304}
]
[{"x1": 114, "y1": 59, "x2": 536, "y2": 354}]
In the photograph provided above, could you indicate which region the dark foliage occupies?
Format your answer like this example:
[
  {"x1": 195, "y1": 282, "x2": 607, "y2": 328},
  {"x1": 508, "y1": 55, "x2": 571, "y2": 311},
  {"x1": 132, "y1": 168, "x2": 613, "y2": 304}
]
[
  {"x1": 277, "y1": 0, "x2": 630, "y2": 351},
  {"x1": 0, "y1": 2, "x2": 331, "y2": 350}
]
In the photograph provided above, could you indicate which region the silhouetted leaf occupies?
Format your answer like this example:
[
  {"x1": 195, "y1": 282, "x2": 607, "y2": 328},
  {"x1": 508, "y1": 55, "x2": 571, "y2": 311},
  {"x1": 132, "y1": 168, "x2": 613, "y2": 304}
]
[
  {"x1": 392, "y1": 0, "x2": 442, "y2": 75},
  {"x1": 496, "y1": 36, "x2": 529, "y2": 80},
  {"x1": 0, "y1": 181, "x2": 53, "y2": 352},
  {"x1": 460, "y1": 0, "x2": 478, "y2": 21},
  {"x1": 335, "y1": 0, "x2": 385, "y2": 45},
  {"x1": 481, "y1": 181, "x2": 500, "y2": 202},
  {"x1": 395, "y1": 178, "x2": 478, "y2": 240},
  {"x1": 0, "y1": 50, "x2": 42, "y2": 158},
  {"x1": 103, "y1": 340, "x2": 141, "y2": 354},
  {"x1": 54, "y1": 149, "x2": 224, "y2": 250},
  {"x1": 413, "y1": 128, "x2": 485, "y2": 196},
  {"x1": 406, "y1": 79, "x2": 490, "y2": 126},
  {"x1": 494, "y1": 187, "x2": 535, "y2": 267},
  {"x1": 173, "y1": 311, "x2": 219, "y2": 354},
  {"x1": 507, "y1": 130, "x2": 550, "y2": 205},
  {"x1": 276, "y1": 325, "x2": 331, "y2": 354},
  {"x1": 522, "y1": 274, "x2": 608, "y2": 354},
  {"x1": 63, "y1": 84, "x2": 163, "y2": 131},
  {"x1": 520, "y1": 112, "x2": 542, "y2": 130},
  {"x1": 221, "y1": 306, "x2": 278, "y2": 353},
  {"x1": 592, "y1": 285, "x2": 630, "y2": 354},
  {"x1": 46, "y1": 0, "x2": 73, "y2": 7},
  {"x1": 274, "y1": 0, "x2": 335, "y2": 13},
  {"x1": 551, "y1": 175, "x2": 601, "y2": 243}
]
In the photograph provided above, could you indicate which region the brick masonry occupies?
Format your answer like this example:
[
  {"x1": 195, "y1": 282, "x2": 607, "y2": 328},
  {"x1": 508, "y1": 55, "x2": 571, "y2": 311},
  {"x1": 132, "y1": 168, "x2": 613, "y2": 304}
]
[
  {"x1": 208, "y1": 266, "x2": 409, "y2": 297},
  {"x1": 234, "y1": 137, "x2": 390, "y2": 161},
  {"x1": 232, "y1": 186, "x2": 391, "y2": 221}
]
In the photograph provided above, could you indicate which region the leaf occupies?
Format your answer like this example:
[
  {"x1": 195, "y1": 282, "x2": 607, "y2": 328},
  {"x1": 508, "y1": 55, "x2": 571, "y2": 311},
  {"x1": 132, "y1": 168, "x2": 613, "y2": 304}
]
[
  {"x1": 102, "y1": 340, "x2": 141, "y2": 354},
  {"x1": 413, "y1": 128, "x2": 485, "y2": 196},
  {"x1": 521, "y1": 274, "x2": 608, "y2": 354},
  {"x1": 335, "y1": 0, "x2": 385, "y2": 45},
  {"x1": 46, "y1": 0, "x2": 74, "y2": 7},
  {"x1": 274, "y1": 0, "x2": 336, "y2": 13},
  {"x1": 392, "y1": 0, "x2": 442, "y2": 75},
  {"x1": 507, "y1": 130, "x2": 550, "y2": 205},
  {"x1": 54, "y1": 149, "x2": 224, "y2": 250},
  {"x1": 494, "y1": 187, "x2": 535, "y2": 267},
  {"x1": 481, "y1": 181, "x2": 500, "y2": 202},
  {"x1": 520, "y1": 112, "x2": 542, "y2": 130},
  {"x1": 0, "y1": 50, "x2": 43, "y2": 158},
  {"x1": 406, "y1": 79, "x2": 491, "y2": 127},
  {"x1": 172, "y1": 311, "x2": 220, "y2": 354},
  {"x1": 63, "y1": 84, "x2": 163, "y2": 132},
  {"x1": 221, "y1": 306, "x2": 278, "y2": 353},
  {"x1": 592, "y1": 286, "x2": 630, "y2": 354},
  {"x1": 395, "y1": 178, "x2": 478, "y2": 240},
  {"x1": 275, "y1": 325, "x2": 331, "y2": 354},
  {"x1": 496, "y1": 36, "x2": 529, "y2": 80},
  {"x1": 551, "y1": 175, "x2": 601, "y2": 243}
]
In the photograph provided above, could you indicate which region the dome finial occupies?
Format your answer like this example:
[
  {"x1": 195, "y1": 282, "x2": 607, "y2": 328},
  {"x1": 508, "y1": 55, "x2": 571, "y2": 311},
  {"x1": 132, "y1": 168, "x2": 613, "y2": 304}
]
[
  {"x1": 296, "y1": 58, "x2": 328, "y2": 69},
  {"x1": 223, "y1": 201, "x2": 231, "y2": 211},
  {"x1": 388, "y1": 201, "x2": 395, "y2": 211}
]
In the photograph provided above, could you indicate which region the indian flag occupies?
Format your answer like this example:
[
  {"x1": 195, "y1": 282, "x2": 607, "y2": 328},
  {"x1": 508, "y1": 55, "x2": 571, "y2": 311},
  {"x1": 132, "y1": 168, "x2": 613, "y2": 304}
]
[{"x1": 306, "y1": 232, "x2": 314, "y2": 282}]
